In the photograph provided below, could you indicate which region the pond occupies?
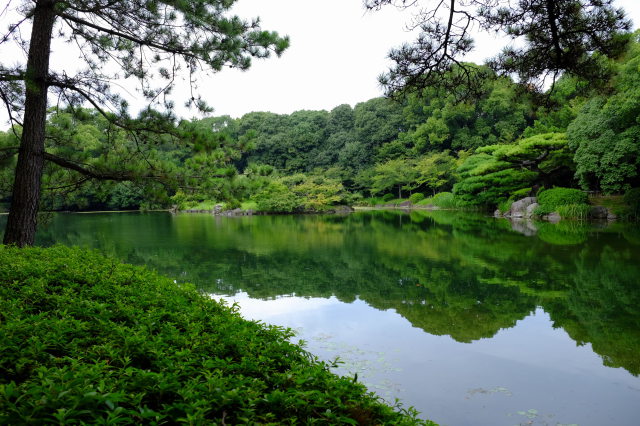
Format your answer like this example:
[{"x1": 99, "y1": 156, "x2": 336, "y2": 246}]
[{"x1": 5, "y1": 210, "x2": 640, "y2": 425}]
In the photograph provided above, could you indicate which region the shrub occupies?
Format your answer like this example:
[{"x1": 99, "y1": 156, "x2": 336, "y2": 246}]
[
  {"x1": 624, "y1": 188, "x2": 640, "y2": 217},
  {"x1": 537, "y1": 187, "x2": 588, "y2": 211},
  {"x1": 251, "y1": 182, "x2": 300, "y2": 212},
  {"x1": 409, "y1": 193, "x2": 425, "y2": 204},
  {"x1": 430, "y1": 192, "x2": 457, "y2": 209},
  {"x1": 382, "y1": 193, "x2": 395, "y2": 202},
  {"x1": 0, "y1": 246, "x2": 431, "y2": 425}
]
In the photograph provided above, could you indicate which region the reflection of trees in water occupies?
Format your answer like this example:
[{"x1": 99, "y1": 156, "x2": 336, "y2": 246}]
[{"x1": 35, "y1": 211, "x2": 640, "y2": 375}]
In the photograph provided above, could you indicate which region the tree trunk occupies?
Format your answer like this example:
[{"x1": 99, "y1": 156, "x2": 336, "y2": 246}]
[{"x1": 3, "y1": 1, "x2": 56, "y2": 247}]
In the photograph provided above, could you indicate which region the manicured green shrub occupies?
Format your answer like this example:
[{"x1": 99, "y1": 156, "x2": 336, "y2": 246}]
[
  {"x1": 537, "y1": 187, "x2": 588, "y2": 210},
  {"x1": 382, "y1": 193, "x2": 395, "y2": 202},
  {"x1": 409, "y1": 193, "x2": 425, "y2": 204},
  {"x1": 0, "y1": 246, "x2": 431, "y2": 425},
  {"x1": 430, "y1": 192, "x2": 458, "y2": 209},
  {"x1": 536, "y1": 187, "x2": 588, "y2": 217}
]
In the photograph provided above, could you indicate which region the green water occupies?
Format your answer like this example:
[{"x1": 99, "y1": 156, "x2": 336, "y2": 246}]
[{"x1": 4, "y1": 210, "x2": 640, "y2": 425}]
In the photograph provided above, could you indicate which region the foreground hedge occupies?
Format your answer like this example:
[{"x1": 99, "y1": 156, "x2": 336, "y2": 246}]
[{"x1": 0, "y1": 245, "x2": 431, "y2": 425}]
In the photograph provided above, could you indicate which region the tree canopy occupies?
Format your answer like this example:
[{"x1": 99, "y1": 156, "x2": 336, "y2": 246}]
[
  {"x1": 0, "y1": 0, "x2": 289, "y2": 246},
  {"x1": 364, "y1": 0, "x2": 631, "y2": 97}
]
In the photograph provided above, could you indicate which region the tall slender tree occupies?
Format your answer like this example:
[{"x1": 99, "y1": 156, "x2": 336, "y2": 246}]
[{"x1": 0, "y1": 0, "x2": 288, "y2": 246}]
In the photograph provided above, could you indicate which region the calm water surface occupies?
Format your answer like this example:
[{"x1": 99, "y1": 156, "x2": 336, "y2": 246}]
[{"x1": 5, "y1": 210, "x2": 640, "y2": 426}]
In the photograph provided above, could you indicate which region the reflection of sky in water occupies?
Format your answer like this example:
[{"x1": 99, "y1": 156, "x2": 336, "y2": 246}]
[{"x1": 214, "y1": 292, "x2": 640, "y2": 426}]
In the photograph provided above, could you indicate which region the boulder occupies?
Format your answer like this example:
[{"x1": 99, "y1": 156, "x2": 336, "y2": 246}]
[
  {"x1": 525, "y1": 202, "x2": 539, "y2": 218},
  {"x1": 545, "y1": 212, "x2": 561, "y2": 223},
  {"x1": 398, "y1": 200, "x2": 412, "y2": 208},
  {"x1": 509, "y1": 197, "x2": 537, "y2": 218},
  {"x1": 213, "y1": 204, "x2": 223, "y2": 214},
  {"x1": 494, "y1": 209, "x2": 502, "y2": 218},
  {"x1": 607, "y1": 211, "x2": 617, "y2": 221},
  {"x1": 331, "y1": 205, "x2": 355, "y2": 213}
]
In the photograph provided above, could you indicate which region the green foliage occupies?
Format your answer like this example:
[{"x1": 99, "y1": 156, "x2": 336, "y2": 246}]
[
  {"x1": 409, "y1": 193, "x2": 425, "y2": 203},
  {"x1": 417, "y1": 192, "x2": 460, "y2": 209},
  {"x1": 368, "y1": 0, "x2": 631, "y2": 97},
  {"x1": 623, "y1": 188, "x2": 640, "y2": 217},
  {"x1": 247, "y1": 174, "x2": 347, "y2": 213},
  {"x1": 252, "y1": 181, "x2": 300, "y2": 213},
  {"x1": 0, "y1": 245, "x2": 428, "y2": 425},
  {"x1": 6, "y1": 38, "x2": 640, "y2": 215},
  {"x1": 453, "y1": 133, "x2": 572, "y2": 207},
  {"x1": 414, "y1": 151, "x2": 458, "y2": 195},
  {"x1": 556, "y1": 204, "x2": 591, "y2": 220},
  {"x1": 537, "y1": 188, "x2": 588, "y2": 212},
  {"x1": 370, "y1": 159, "x2": 418, "y2": 198},
  {"x1": 568, "y1": 35, "x2": 640, "y2": 193},
  {"x1": 293, "y1": 177, "x2": 346, "y2": 212},
  {"x1": 427, "y1": 192, "x2": 458, "y2": 209},
  {"x1": 498, "y1": 199, "x2": 512, "y2": 214}
]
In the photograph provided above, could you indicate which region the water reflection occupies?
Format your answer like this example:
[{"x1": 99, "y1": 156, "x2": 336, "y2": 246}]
[{"x1": 12, "y1": 210, "x2": 640, "y2": 425}]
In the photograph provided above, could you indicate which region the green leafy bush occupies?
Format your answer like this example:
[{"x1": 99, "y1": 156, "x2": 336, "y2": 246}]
[
  {"x1": 409, "y1": 193, "x2": 425, "y2": 203},
  {"x1": 430, "y1": 192, "x2": 458, "y2": 209},
  {"x1": 0, "y1": 246, "x2": 431, "y2": 425},
  {"x1": 251, "y1": 182, "x2": 300, "y2": 213},
  {"x1": 382, "y1": 193, "x2": 395, "y2": 202},
  {"x1": 537, "y1": 187, "x2": 588, "y2": 212}
]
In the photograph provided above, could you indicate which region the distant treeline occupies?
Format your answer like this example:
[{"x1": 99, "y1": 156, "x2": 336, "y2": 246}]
[{"x1": 1, "y1": 34, "x2": 639, "y2": 213}]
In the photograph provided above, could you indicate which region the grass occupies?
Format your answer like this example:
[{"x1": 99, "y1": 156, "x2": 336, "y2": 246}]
[
  {"x1": 183, "y1": 200, "x2": 222, "y2": 211},
  {"x1": 419, "y1": 192, "x2": 459, "y2": 209},
  {"x1": 0, "y1": 245, "x2": 433, "y2": 425},
  {"x1": 240, "y1": 200, "x2": 258, "y2": 211},
  {"x1": 556, "y1": 203, "x2": 592, "y2": 220},
  {"x1": 589, "y1": 194, "x2": 628, "y2": 216}
]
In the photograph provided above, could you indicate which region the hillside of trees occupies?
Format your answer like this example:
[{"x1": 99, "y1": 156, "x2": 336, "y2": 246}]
[{"x1": 2, "y1": 33, "x2": 639, "y2": 215}]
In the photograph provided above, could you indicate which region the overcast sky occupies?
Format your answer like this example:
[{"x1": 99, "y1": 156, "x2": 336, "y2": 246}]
[
  {"x1": 1, "y1": 0, "x2": 640, "y2": 127},
  {"x1": 189, "y1": 0, "x2": 640, "y2": 118}
]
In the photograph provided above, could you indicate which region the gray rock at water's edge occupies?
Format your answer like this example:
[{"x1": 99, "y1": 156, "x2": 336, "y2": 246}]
[
  {"x1": 509, "y1": 197, "x2": 537, "y2": 218},
  {"x1": 221, "y1": 208, "x2": 257, "y2": 217},
  {"x1": 494, "y1": 209, "x2": 502, "y2": 218},
  {"x1": 398, "y1": 200, "x2": 412, "y2": 208},
  {"x1": 589, "y1": 205, "x2": 617, "y2": 221},
  {"x1": 545, "y1": 212, "x2": 561, "y2": 223},
  {"x1": 525, "y1": 202, "x2": 539, "y2": 218},
  {"x1": 590, "y1": 205, "x2": 609, "y2": 219},
  {"x1": 213, "y1": 204, "x2": 223, "y2": 214},
  {"x1": 331, "y1": 205, "x2": 355, "y2": 213}
]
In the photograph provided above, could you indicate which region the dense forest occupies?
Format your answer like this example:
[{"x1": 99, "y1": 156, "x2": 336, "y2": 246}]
[{"x1": 2, "y1": 33, "x2": 639, "y2": 215}]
